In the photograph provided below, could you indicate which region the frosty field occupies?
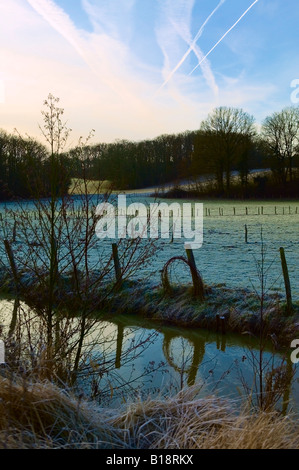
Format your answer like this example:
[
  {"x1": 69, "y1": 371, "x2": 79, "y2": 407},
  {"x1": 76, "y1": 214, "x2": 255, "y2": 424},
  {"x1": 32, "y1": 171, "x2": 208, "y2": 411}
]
[
  {"x1": 1, "y1": 196, "x2": 298, "y2": 298},
  {"x1": 125, "y1": 197, "x2": 299, "y2": 299}
]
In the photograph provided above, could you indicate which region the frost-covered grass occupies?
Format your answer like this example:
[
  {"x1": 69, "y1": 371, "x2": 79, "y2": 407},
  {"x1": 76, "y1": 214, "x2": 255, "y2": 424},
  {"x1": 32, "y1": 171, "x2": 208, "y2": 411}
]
[
  {"x1": 0, "y1": 376, "x2": 298, "y2": 449},
  {"x1": 1, "y1": 265, "x2": 297, "y2": 348},
  {"x1": 1, "y1": 197, "x2": 299, "y2": 298},
  {"x1": 100, "y1": 281, "x2": 299, "y2": 348}
]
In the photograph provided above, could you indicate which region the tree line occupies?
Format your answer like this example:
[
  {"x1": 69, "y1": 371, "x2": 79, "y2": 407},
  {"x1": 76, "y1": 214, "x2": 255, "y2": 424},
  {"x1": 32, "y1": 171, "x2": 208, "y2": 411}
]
[
  {"x1": 0, "y1": 130, "x2": 70, "y2": 200},
  {"x1": 66, "y1": 105, "x2": 299, "y2": 197},
  {"x1": 1, "y1": 104, "x2": 299, "y2": 200}
]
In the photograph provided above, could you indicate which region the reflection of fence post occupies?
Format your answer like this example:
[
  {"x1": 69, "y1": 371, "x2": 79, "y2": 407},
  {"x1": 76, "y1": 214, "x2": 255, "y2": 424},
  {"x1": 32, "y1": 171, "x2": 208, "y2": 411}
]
[
  {"x1": 216, "y1": 314, "x2": 220, "y2": 332},
  {"x1": 185, "y1": 246, "x2": 204, "y2": 299},
  {"x1": 220, "y1": 316, "x2": 226, "y2": 334},
  {"x1": 245, "y1": 224, "x2": 248, "y2": 243},
  {"x1": 115, "y1": 324, "x2": 124, "y2": 369},
  {"x1": 112, "y1": 243, "x2": 122, "y2": 287},
  {"x1": 216, "y1": 313, "x2": 226, "y2": 335},
  {"x1": 279, "y1": 247, "x2": 293, "y2": 315}
]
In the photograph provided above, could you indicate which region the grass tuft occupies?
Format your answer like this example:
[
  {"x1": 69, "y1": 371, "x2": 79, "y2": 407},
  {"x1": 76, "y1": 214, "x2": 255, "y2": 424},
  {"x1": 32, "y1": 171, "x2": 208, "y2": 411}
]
[{"x1": 0, "y1": 377, "x2": 298, "y2": 449}]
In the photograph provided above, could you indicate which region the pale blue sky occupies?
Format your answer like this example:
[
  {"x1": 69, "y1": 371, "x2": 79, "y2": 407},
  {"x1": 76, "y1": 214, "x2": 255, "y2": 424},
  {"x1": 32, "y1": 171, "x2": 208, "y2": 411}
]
[{"x1": 0, "y1": 0, "x2": 298, "y2": 145}]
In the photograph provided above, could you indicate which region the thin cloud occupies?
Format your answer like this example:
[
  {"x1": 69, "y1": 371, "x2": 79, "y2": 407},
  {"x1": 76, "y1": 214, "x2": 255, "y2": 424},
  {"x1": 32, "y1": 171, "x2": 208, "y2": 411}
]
[
  {"x1": 189, "y1": 0, "x2": 259, "y2": 75},
  {"x1": 1, "y1": 0, "x2": 288, "y2": 144},
  {"x1": 26, "y1": 0, "x2": 109, "y2": 86},
  {"x1": 26, "y1": 0, "x2": 141, "y2": 102},
  {"x1": 171, "y1": 27, "x2": 219, "y2": 97},
  {"x1": 26, "y1": 0, "x2": 84, "y2": 54},
  {"x1": 82, "y1": 0, "x2": 135, "y2": 40},
  {"x1": 156, "y1": 0, "x2": 195, "y2": 83},
  {"x1": 157, "y1": 0, "x2": 225, "y2": 94}
]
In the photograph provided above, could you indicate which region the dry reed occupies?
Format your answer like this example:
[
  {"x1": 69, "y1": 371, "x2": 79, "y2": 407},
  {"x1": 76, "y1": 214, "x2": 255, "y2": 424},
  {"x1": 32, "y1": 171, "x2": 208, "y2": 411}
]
[{"x1": 0, "y1": 377, "x2": 298, "y2": 449}]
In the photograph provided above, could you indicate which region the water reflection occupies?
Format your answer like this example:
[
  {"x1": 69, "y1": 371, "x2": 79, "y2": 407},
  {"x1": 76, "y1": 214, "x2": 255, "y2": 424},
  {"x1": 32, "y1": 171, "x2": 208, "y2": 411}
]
[
  {"x1": 162, "y1": 331, "x2": 205, "y2": 387},
  {"x1": 115, "y1": 324, "x2": 124, "y2": 369},
  {"x1": 109, "y1": 314, "x2": 295, "y2": 407},
  {"x1": 0, "y1": 298, "x2": 297, "y2": 411}
]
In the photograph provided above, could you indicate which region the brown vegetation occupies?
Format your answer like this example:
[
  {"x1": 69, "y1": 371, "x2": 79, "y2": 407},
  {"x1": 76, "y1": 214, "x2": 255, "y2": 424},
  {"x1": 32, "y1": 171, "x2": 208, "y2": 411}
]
[{"x1": 0, "y1": 377, "x2": 298, "y2": 449}]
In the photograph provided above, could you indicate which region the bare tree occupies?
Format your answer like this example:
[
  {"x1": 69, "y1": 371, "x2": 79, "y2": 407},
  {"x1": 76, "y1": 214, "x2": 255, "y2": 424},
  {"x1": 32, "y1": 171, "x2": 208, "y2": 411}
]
[
  {"x1": 262, "y1": 107, "x2": 299, "y2": 184},
  {"x1": 0, "y1": 94, "x2": 157, "y2": 384},
  {"x1": 199, "y1": 107, "x2": 256, "y2": 193}
]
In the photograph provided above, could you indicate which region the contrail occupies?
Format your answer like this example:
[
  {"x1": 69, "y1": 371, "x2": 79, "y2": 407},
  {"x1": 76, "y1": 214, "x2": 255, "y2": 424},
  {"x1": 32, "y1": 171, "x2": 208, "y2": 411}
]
[
  {"x1": 189, "y1": 0, "x2": 259, "y2": 75},
  {"x1": 156, "y1": 0, "x2": 226, "y2": 93}
]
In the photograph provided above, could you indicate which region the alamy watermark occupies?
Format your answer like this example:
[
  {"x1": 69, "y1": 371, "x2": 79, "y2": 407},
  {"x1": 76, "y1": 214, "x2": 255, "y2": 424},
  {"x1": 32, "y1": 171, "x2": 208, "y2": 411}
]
[
  {"x1": 290, "y1": 79, "x2": 299, "y2": 104},
  {"x1": 95, "y1": 195, "x2": 203, "y2": 250},
  {"x1": 290, "y1": 339, "x2": 299, "y2": 364}
]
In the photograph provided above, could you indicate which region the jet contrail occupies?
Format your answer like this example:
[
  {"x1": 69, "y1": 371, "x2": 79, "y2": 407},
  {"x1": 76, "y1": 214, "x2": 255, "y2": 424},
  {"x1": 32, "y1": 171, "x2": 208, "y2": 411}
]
[
  {"x1": 157, "y1": 0, "x2": 226, "y2": 93},
  {"x1": 189, "y1": 0, "x2": 259, "y2": 75}
]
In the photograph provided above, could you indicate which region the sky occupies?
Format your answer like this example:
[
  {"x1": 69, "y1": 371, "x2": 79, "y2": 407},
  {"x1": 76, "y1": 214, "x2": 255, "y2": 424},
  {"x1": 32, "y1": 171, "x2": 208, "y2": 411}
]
[{"x1": 0, "y1": 0, "x2": 298, "y2": 147}]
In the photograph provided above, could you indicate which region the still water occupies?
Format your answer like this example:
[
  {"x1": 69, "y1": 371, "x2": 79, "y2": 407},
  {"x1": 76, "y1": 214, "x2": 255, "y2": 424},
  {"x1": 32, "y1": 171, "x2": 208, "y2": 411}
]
[
  {"x1": 0, "y1": 298, "x2": 298, "y2": 411},
  {"x1": 85, "y1": 314, "x2": 298, "y2": 411}
]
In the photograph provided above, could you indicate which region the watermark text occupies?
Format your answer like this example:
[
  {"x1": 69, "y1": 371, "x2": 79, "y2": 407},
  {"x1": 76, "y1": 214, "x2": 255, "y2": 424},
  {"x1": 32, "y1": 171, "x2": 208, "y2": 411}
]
[
  {"x1": 95, "y1": 196, "x2": 203, "y2": 249},
  {"x1": 290, "y1": 339, "x2": 299, "y2": 364},
  {"x1": 290, "y1": 79, "x2": 299, "y2": 104}
]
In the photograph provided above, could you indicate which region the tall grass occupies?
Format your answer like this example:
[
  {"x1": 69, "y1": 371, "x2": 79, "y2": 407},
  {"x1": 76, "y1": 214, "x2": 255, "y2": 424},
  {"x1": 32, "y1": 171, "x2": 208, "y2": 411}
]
[{"x1": 0, "y1": 376, "x2": 298, "y2": 449}]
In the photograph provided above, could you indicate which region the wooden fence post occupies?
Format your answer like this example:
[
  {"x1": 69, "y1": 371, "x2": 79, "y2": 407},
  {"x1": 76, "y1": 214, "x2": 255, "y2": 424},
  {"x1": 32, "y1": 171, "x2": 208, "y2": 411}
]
[{"x1": 185, "y1": 245, "x2": 204, "y2": 299}]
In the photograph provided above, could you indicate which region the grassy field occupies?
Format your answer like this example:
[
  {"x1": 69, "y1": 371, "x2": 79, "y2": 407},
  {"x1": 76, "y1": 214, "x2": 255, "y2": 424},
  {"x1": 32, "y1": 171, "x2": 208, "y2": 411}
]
[
  {"x1": 68, "y1": 178, "x2": 166, "y2": 195},
  {"x1": 68, "y1": 178, "x2": 113, "y2": 195},
  {"x1": 68, "y1": 170, "x2": 270, "y2": 196}
]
